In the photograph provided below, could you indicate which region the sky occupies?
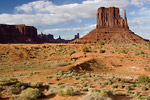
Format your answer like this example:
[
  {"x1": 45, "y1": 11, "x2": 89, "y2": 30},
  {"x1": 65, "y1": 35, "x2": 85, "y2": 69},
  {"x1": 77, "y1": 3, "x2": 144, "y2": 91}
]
[{"x1": 0, "y1": 0, "x2": 150, "y2": 40}]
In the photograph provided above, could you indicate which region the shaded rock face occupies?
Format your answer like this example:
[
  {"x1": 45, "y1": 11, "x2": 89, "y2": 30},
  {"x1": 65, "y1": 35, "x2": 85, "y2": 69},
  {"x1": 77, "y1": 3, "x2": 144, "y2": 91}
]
[
  {"x1": 38, "y1": 33, "x2": 80, "y2": 43},
  {"x1": 71, "y1": 7, "x2": 146, "y2": 44},
  {"x1": 0, "y1": 24, "x2": 38, "y2": 43}
]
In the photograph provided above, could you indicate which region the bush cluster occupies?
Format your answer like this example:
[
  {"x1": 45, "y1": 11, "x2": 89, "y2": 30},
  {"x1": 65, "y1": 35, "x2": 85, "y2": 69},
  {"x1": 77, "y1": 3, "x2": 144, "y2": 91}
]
[{"x1": 138, "y1": 74, "x2": 150, "y2": 83}]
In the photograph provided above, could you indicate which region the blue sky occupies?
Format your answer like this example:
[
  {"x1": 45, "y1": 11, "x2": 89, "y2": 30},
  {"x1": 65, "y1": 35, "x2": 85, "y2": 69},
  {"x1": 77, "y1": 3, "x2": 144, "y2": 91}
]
[{"x1": 0, "y1": 0, "x2": 150, "y2": 40}]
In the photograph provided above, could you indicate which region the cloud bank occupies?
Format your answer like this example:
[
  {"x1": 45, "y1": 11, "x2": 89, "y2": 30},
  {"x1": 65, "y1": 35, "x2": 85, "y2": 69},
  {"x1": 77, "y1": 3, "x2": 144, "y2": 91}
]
[{"x1": 0, "y1": 0, "x2": 130, "y2": 26}]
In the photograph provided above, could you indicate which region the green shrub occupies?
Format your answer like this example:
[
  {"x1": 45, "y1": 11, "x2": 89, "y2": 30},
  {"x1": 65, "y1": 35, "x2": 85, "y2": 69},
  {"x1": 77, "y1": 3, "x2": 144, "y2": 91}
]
[
  {"x1": 137, "y1": 74, "x2": 150, "y2": 83},
  {"x1": 0, "y1": 78, "x2": 18, "y2": 86},
  {"x1": 110, "y1": 62, "x2": 116, "y2": 67},
  {"x1": 19, "y1": 88, "x2": 43, "y2": 100},
  {"x1": 125, "y1": 86, "x2": 130, "y2": 93},
  {"x1": 133, "y1": 91, "x2": 140, "y2": 98},
  {"x1": 70, "y1": 50, "x2": 76, "y2": 55},
  {"x1": 82, "y1": 47, "x2": 90, "y2": 53},
  {"x1": 54, "y1": 76, "x2": 59, "y2": 81},
  {"x1": 42, "y1": 45, "x2": 46, "y2": 48},
  {"x1": 57, "y1": 70, "x2": 64, "y2": 76},
  {"x1": 121, "y1": 50, "x2": 128, "y2": 54},
  {"x1": 6, "y1": 87, "x2": 21, "y2": 95},
  {"x1": 119, "y1": 85, "x2": 125, "y2": 89},
  {"x1": 99, "y1": 49, "x2": 105, "y2": 53},
  {"x1": 19, "y1": 53, "x2": 24, "y2": 58},
  {"x1": 103, "y1": 80, "x2": 112, "y2": 85},
  {"x1": 141, "y1": 86, "x2": 148, "y2": 91},
  {"x1": 111, "y1": 84, "x2": 118, "y2": 89},
  {"x1": 100, "y1": 42, "x2": 105, "y2": 45},
  {"x1": 58, "y1": 86, "x2": 77, "y2": 96},
  {"x1": 140, "y1": 51, "x2": 145, "y2": 54},
  {"x1": 36, "y1": 82, "x2": 43, "y2": 87}
]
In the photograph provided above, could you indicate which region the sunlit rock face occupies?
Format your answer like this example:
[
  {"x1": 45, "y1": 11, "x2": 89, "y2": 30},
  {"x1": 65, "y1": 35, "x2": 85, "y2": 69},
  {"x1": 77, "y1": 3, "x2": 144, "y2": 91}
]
[{"x1": 71, "y1": 7, "x2": 146, "y2": 44}]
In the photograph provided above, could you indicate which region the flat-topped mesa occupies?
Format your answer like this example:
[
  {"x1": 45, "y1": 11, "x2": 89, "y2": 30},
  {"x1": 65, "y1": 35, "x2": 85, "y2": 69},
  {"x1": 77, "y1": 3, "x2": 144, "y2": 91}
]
[
  {"x1": 0, "y1": 24, "x2": 38, "y2": 43},
  {"x1": 96, "y1": 7, "x2": 128, "y2": 29}
]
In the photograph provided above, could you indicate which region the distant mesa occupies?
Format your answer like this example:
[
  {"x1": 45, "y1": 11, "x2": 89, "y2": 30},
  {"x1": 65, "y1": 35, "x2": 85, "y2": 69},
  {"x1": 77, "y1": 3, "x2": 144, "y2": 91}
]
[
  {"x1": 71, "y1": 7, "x2": 147, "y2": 44},
  {"x1": 0, "y1": 23, "x2": 80, "y2": 44},
  {"x1": 0, "y1": 24, "x2": 38, "y2": 43},
  {"x1": 38, "y1": 32, "x2": 80, "y2": 43}
]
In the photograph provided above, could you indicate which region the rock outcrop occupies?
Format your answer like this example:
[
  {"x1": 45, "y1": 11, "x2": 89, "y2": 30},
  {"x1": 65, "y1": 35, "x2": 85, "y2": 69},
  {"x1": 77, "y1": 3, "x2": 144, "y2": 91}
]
[
  {"x1": 0, "y1": 24, "x2": 38, "y2": 43},
  {"x1": 71, "y1": 7, "x2": 146, "y2": 44},
  {"x1": 39, "y1": 33, "x2": 80, "y2": 43}
]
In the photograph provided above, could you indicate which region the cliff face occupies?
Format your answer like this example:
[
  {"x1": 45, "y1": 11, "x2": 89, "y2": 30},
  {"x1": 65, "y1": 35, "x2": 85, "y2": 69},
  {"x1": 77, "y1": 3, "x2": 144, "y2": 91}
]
[
  {"x1": 71, "y1": 7, "x2": 146, "y2": 44},
  {"x1": 96, "y1": 7, "x2": 128, "y2": 28},
  {"x1": 0, "y1": 24, "x2": 38, "y2": 43}
]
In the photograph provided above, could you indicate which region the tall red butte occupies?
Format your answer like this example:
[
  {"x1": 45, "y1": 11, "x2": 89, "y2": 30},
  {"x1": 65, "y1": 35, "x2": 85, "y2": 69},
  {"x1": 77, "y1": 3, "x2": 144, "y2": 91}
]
[{"x1": 70, "y1": 7, "x2": 147, "y2": 44}]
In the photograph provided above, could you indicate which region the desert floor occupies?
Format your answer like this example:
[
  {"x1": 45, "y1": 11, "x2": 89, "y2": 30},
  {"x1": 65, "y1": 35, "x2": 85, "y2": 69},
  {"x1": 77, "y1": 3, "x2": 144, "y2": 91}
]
[{"x1": 0, "y1": 43, "x2": 150, "y2": 100}]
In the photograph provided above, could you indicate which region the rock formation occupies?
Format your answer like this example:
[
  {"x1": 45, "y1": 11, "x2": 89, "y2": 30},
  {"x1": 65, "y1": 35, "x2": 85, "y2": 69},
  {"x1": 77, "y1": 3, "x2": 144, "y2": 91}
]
[
  {"x1": 38, "y1": 33, "x2": 80, "y2": 43},
  {"x1": 0, "y1": 24, "x2": 38, "y2": 43},
  {"x1": 71, "y1": 7, "x2": 146, "y2": 44},
  {"x1": 74, "y1": 33, "x2": 80, "y2": 40}
]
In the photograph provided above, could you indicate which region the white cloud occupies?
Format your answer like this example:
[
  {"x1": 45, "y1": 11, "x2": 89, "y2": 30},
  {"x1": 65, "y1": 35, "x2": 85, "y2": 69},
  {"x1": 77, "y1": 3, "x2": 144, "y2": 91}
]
[
  {"x1": 42, "y1": 24, "x2": 96, "y2": 34},
  {"x1": 131, "y1": 0, "x2": 150, "y2": 7},
  {"x1": 0, "y1": 0, "x2": 130, "y2": 26},
  {"x1": 130, "y1": 11, "x2": 135, "y2": 16}
]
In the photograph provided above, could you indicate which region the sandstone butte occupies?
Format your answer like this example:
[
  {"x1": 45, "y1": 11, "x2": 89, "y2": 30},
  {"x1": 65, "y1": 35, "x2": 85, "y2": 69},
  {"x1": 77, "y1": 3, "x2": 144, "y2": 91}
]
[
  {"x1": 70, "y1": 7, "x2": 147, "y2": 44},
  {"x1": 0, "y1": 24, "x2": 38, "y2": 43}
]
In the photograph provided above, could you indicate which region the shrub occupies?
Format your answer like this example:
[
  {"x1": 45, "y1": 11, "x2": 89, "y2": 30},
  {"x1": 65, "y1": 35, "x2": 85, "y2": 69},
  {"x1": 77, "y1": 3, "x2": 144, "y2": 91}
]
[
  {"x1": 80, "y1": 90, "x2": 112, "y2": 100},
  {"x1": 133, "y1": 91, "x2": 140, "y2": 98},
  {"x1": 19, "y1": 53, "x2": 24, "y2": 58},
  {"x1": 6, "y1": 87, "x2": 21, "y2": 95},
  {"x1": 119, "y1": 85, "x2": 125, "y2": 89},
  {"x1": 0, "y1": 78, "x2": 18, "y2": 86},
  {"x1": 54, "y1": 76, "x2": 59, "y2": 81},
  {"x1": 82, "y1": 47, "x2": 90, "y2": 53},
  {"x1": 58, "y1": 86, "x2": 78, "y2": 96},
  {"x1": 100, "y1": 42, "x2": 105, "y2": 45},
  {"x1": 9, "y1": 97, "x2": 20, "y2": 100},
  {"x1": 42, "y1": 45, "x2": 46, "y2": 48},
  {"x1": 137, "y1": 74, "x2": 150, "y2": 83},
  {"x1": 141, "y1": 86, "x2": 148, "y2": 91},
  {"x1": 70, "y1": 50, "x2": 76, "y2": 55},
  {"x1": 99, "y1": 49, "x2": 105, "y2": 53},
  {"x1": 125, "y1": 86, "x2": 130, "y2": 93},
  {"x1": 140, "y1": 51, "x2": 145, "y2": 54},
  {"x1": 36, "y1": 82, "x2": 43, "y2": 87},
  {"x1": 57, "y1": 70, "x2": 64, "y2": 76},
  {"x1": 111, "y1": 84, "x2": 118, "y2": 89},
  {"x1": 110, "y1": 62, "x2": 116, "y2": 67},
  {"x1": 103, "y1": 80, "x2": 112, "y2": 85},
  {"x1": 19, "y1": 88, "x2": 43, "y2": 100},
  {"x1": 121, "y1": 50, "x2": 128, "y2": 54},
  {"x1": 47, "y1": 85, "x2": 59, "y2": 95}
]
